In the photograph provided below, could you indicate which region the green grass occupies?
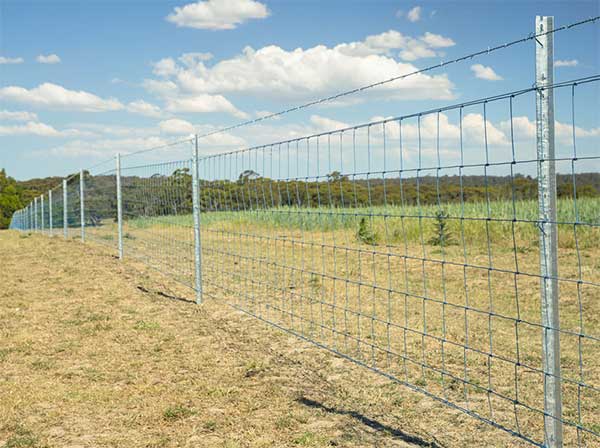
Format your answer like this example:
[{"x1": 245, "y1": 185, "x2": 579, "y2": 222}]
[
  {"x1": 125, "y1": 197, "x2": 600, "y2": 249},
  {"x1": 162, "y1": 405, "x2": 195, "y2": 422}
]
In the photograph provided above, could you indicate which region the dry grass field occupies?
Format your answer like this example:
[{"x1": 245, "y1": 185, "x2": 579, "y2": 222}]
[{"x1": 0, "y1": 229, "x2": 598, "y2": 447}]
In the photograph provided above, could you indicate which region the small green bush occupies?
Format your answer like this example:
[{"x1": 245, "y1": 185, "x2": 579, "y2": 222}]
[
  {"x1": 428, "y1": 210, "x2": 455, "y2": 246},
  {"x1": 356, "y1": 217, "x2": 377, "y2": 245}
]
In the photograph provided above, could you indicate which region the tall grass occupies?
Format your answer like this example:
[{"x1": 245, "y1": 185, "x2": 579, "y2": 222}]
[{"x1": 127, "y1": 197, "x2": 600, "y2": 249}]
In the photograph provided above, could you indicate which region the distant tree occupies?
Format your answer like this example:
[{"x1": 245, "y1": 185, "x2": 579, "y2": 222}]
[{"x1": 0, "y1": 169, "x2": 25, "y2": 229}]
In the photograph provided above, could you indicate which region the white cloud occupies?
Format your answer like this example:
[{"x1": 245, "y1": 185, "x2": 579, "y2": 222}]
[
  {"x1": 126, "y1": 100, "x2": 162, "y2": 117},
  {"x1": 0, "y1": 110, "x2": 38, "y2": 122},
  {"x1": 555, "y1": 59, "x2": 578, "y2": 68},
  {"x1": 159, "y1": 118, "x2": 196, "y2": 135},
  {"x1": 147, "y1": 40, "x2": 456, "y2": 108},
  {"x1": 335, "y1": 30, "x2": 454, "y2": 61},
  {"x1": 470, "y1": 64, "x2": 503, "y2": 81},
  {"x1": 309, "y1": 115, "x2": 349, "y2": 132},
  {"x1": 142, "y1": 79, "x2": 179, "y2": 97},
  {"x1": 153, "y1": 58, "x2": 178, "y2": 77},
  {"x1": 0, "y1": 121, "x2": 89, "y2": 138},
  {"x1": 500, "y1": 116, "x2": 600, "y2": 140},
  {"x1": 165, "y1": 94, "x2": 249, "y2": 118},
  {"x1": 36, "y1": 54, "x2": 61, "y2": 64},
  {"x1": 420, "y1": 32, "x2": 454, "y2": 48},
  {"x1": 0, "y1": 83, "x2": 124, "y2": 112},
  {"x1": 166, "y1": 0, "x2": 270, "y2": 30},
  {"x1": 36, "y1": 136, "x2": 169, "y2": 158},
  {"x1": 68, "y1": 123, "x2": 158, "y2": 138},
  {"x1": 407, "y1": 6, "x2": 422, "y2": 22},
  {"x1": 0, "y1": 56, "x2": 24, "y2": 64}
]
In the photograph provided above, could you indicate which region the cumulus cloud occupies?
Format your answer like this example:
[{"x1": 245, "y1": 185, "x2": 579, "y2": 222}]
[
  {"x1": 0, "y1": 110, "x2": 38, "y2": 122},
  {"x1": 36, "y1": 136, "x2": 169, "y2": 158},
  {"x1": 126, "y1": 100, "x2": 162, "y2": 117},
  {"x1": 159, "y1": 118, "x2": 196, "y2": 135},
  {"x1": 555, "y1": 59, "x2": 578, "y2": 67},
  {"x1": 165, "y1": 94, "x2": 249, "y2": 118},
  {"x1": 67, "y1": 123, "x2": 159, "y2": 138},
  {"x1": 470, "y1": 64, "x2": 503, "y2": 81},
  {"x1": 309, "y1": 115, "x2": 350, "y2": 132},
  {"x1": 0, "y1": 121, "x2": 89, "y2": 138},
  {"x1": 0, "y1": 83, "x2": 124, "y2": 112},
  {"x1": 335, "y1": 30, "x2": 454, "y2": 61},
  {"x1": 499, "y1": 115, "x2": 600, "y2": 140},
  {"x1": 0, "y1": 56, "x2": 24, "y2": 64},
  {"x1": 146, "y1": 38, "x2": 456, "y2": 110},
  {"x1": 407, "y1": 6, "x2": 422, "y2": 22},
  {"x1": 36, "y1": 54, "x2": 61, "y2": 64},
  {"x1": 166, "y1": 0, "x2": 270, "y2": 30}
]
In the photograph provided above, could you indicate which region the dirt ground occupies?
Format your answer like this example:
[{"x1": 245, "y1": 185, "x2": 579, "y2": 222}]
[{"x1": 0, "y1": 230, "x2": 564, "y2": 447}]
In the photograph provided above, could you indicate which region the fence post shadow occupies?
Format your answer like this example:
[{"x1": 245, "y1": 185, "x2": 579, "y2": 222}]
[{"x1": 296, "y1": 396, "x2": 443, "y2": 447}]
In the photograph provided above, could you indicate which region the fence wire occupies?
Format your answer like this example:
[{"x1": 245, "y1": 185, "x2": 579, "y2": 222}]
[
  {"x1": 8, "y1": 76, "x2": 600, "y2": 447},
  {"x1": 189, "y1": 78, "x2": 598, "y2": 447},
  {"x1": 120, "y1": 148, "x2": 196, "y2": 288},
  {"x1": 84, "y1": 168, "x2": 118, "y2": 251},
  {"x1": 7, "y1": 21, "x2": 600, "y2": 446}
]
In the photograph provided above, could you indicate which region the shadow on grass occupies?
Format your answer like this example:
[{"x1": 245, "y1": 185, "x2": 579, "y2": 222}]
[
  {"x1": 296, "y1": 396, "x2": 442, "y2": 448},
  {"x1": 136, "y1": 285, "x2": 195, "y2": 304}
]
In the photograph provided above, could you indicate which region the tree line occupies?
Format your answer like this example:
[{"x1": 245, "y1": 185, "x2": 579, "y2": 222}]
[{"x1": 1, "y1": 167, "x2": 598, "y2": 229}]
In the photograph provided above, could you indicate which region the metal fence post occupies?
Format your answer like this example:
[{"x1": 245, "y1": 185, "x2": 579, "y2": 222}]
[
  {"x1": 80, "y1": 169, "x2": 85, "y2": 242},
  {"x1": 192, "y1": 135, "x2": 203, "y2": 304},
  {"x1": 536, "y1": 15, "x2": 562, "y2": 448},
  {"x1": 63, "y1": 179, "x2": 68, "y2": 239},
  {"x1": 41, "y1": 195, "x2": 45, "y2": 233},
  {"x1": 49, "y1": 190, "x2": 53, "y2": 236},
  {"x1": 116, "y1": 153, "x2": 124, "y2": 259},
  {"x1": 34, "y1": 197, "x2": 38, "y2": 232}
]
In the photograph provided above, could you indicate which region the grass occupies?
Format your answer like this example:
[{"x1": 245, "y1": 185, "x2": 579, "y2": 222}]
[
  {"x1": 2, "y1": 426, "x2": 40, "y2": 448},
  {"x1": 163, "y1": 405, "x2": 195, "y2": 422},
  {"x1": 4, "y1": 193, "x2": 599, "y2": 447},
  {"x1": 3, "y1": 230, "x2": 469, "y2": 447},
  {"x1": 124, "y1": 197, "x2": 600, "y2": 249},
  {"x1": 110, "y1": 197, "x2": 599, "y2": 447}
]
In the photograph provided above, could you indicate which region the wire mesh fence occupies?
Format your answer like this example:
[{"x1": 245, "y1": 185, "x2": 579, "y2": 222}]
[
  {"x1": 7, "y1": 15, "x2": 600, "y2": 448},
  {"x1": 120, "y1": 149, "x2": 196, "y2": 288}
]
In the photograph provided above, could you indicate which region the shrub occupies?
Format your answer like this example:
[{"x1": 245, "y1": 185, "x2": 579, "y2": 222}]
[{"x1": 356, "y1": 217, "x2": 377, "y2": 245}]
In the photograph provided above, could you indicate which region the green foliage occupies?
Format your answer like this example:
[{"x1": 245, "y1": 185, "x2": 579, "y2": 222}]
[
  {"x1": 0, "y1": 169, "x2": 25, "y2": 229},
  {"x1": 163, "y1": 405, "x2": 195, "y2": 421},
  {"x1": 356, "y1": 217, "x2": 377, "y2": 245},
  {"x1": 4, "y1": 165, "x2": 600, "y2": 231},
  {"x1": 3, "y1": 425, "x2": 39, "y2": 448},
  {"x1": 428, "y1": 210, "x2": 456, "y2": 246}
]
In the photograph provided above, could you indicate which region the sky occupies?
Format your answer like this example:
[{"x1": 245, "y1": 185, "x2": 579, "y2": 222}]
[{"x1": 0, "y1": 0, "x2": 598, "y2": 180}]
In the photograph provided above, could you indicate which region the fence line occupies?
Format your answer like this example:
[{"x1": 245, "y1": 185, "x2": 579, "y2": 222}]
[{"x1": 8, "y1": 16, "x2": 600, "y2": 448}]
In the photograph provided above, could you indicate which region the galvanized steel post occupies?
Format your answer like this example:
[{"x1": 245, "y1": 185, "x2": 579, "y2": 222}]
[
  {"x1": 192, "y1": 135, "x2": 203, "y2": 304},
  {"x1": 49, "y1": 190, "x2": 53, "y2": 236},
  {"x1": 34, "y1": 197, "x2": 38, "y2": 232},
  {"x1": 80, "y1": 169, "x2": 85, "y2": 242},
  {"x1": 116, "y1": 153, "x2": 124, "y2": 259},
  {"x1": 41, "y1": 195, "x2": 45, "y2": 233},
  {"x1": 63, "y1": 179, "x2": 68, "y2": 239},
  {"x1": 536, "y1": 15, "x2": 562, "y2": 448}
]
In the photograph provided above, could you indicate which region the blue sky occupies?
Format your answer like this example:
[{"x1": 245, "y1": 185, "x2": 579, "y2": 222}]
[{"x1": 0, "y1": 0, "x2": 598, "y2": 180}]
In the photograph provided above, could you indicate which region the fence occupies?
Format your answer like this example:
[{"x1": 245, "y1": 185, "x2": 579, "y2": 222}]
[{"x1": 8, "y1": 16, "x2": 600, "y2": 448}]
